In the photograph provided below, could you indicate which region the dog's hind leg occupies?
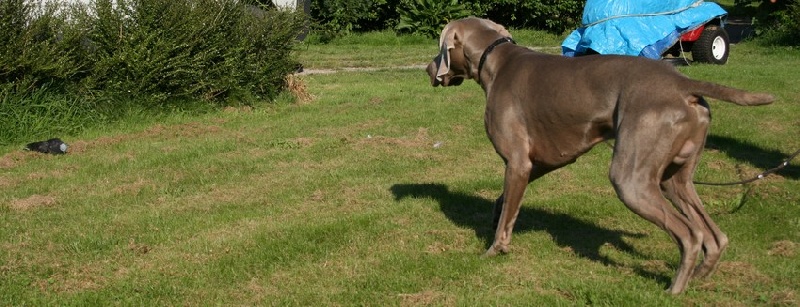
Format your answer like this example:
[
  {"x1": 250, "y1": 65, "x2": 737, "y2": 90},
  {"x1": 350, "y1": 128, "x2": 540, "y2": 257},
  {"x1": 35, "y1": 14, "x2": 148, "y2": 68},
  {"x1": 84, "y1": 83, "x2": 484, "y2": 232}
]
[
  {"x1": 690, "y1": 199, "x2": 728, "y2": 279},
  {"x1": 660, "y1": 142, "x2": 727, "y2": 279},
  {"x1": 660, "y1": 98, "x2": 727, "y2": 279},
  {"x1": 610, "y1": 119, "x2": 705, "y2": 294},
  {"x1": 661, "y1": 169, "x2": 728, "y2": 279}
]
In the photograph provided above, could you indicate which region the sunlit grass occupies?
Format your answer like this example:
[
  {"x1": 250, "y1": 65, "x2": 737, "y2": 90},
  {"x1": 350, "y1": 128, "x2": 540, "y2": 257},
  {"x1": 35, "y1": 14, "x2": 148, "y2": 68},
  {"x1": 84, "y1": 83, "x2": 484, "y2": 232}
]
[{"x1": 1, "y1": 31, "x2": 798, "y2": 305}]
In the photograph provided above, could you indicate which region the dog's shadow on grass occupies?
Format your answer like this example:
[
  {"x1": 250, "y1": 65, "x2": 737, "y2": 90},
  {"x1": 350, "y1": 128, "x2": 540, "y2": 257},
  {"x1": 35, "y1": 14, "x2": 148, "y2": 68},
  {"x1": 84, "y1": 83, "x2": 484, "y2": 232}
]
[
  {"x1": 705, "y1": 135, "x2": 800, "y2": 180},
  {"x1": 390, "y1": 183, "x2": 671, "y2": 285}
]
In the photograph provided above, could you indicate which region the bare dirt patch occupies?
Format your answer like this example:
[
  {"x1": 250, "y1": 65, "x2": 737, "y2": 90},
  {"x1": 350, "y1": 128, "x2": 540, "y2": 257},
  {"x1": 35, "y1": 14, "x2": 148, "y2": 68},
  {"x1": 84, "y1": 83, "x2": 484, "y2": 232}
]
[
  {"x1": 0, "y1": 176, "x2": 14, "y2": 188},
  {"x1": 9, "y1": 194, "x2": 58, "y2": 211},
  {"x1": 0, "y1": 151, "x2": 39, "y2": 169}
]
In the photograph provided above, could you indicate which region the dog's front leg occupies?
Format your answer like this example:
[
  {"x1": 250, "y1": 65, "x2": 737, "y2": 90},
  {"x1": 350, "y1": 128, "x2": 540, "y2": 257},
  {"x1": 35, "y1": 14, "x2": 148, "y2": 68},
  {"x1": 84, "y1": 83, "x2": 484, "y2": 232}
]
[{"x1": 484, "y1": 159, "x2": 532, "y2": 257}]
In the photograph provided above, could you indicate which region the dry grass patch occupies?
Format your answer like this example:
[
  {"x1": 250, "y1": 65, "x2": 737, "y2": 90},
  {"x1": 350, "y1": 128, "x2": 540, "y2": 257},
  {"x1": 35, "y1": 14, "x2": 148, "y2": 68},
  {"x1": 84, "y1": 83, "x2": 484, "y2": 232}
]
[
  {"x1": 768, "y1": 240, "x2": 797, "y2": 257},
  {"x1": 0, "y1": 151, "x2": 44, "y2": 169},
  {"x1": 9, "y1": 194, "x2": 58, "y2": 211},
  {"x1": 769, "y1": 290, "x2": 797, "y2": 306},
  {"x1": 112, "y1": 178, "x2": 155, "y2": 195},
  {"x1": 32, "y1": 262, "x2": 109, "y2": 293},
  {"x1": 0, "y1": 176, "x2": 14, "y2": 188},
  {"x1": 286, "y1": 74, "x2": 314, "y2": 104},
  {"x1": 398, "y1": 290, "x2": 454, "y2": 306},
  {"x1": 67, "y1": 121, "x2": 228, "y2": 155},
  {"x1": 423, "y1": 229, "x2": 471, "y2": 254},
  {"x1": 697, "y1": 261, "x2": 772, "y2": 292}
]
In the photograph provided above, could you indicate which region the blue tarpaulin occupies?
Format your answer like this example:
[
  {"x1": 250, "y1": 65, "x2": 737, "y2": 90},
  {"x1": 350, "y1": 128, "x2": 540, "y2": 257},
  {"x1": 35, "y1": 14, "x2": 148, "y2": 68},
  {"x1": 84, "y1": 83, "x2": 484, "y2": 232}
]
[{"x1": 562, "y1": 0, "x2": 727, "y2": 59}]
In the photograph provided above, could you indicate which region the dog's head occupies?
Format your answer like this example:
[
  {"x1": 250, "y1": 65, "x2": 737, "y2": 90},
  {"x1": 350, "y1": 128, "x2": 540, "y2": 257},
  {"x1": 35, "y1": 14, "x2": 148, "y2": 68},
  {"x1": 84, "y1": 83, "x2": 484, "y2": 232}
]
[{"x1": 426, "y1": 18, "x2": 512, "y2": 87}]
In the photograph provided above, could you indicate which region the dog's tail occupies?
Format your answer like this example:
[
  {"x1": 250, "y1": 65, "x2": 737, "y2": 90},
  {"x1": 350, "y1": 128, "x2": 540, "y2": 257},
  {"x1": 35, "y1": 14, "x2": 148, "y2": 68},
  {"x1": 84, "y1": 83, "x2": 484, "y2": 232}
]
[{"x1": 687, "y1": 79, "x2": 775, "y2": 106}]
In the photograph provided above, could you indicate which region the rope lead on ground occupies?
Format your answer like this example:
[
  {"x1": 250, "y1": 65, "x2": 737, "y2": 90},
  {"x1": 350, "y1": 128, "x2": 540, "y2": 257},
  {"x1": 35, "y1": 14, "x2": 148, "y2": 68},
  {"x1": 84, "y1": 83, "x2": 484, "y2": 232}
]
[{"x1": 694, "y1": 147, "x2": 800, "y2": 186}]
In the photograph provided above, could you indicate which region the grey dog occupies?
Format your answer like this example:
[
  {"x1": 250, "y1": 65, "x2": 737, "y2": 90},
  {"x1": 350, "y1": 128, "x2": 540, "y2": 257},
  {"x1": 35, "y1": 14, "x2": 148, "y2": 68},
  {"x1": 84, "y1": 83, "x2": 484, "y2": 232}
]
[{"x1": 426, "y1": 17, "x2": 774, "y2": 294}]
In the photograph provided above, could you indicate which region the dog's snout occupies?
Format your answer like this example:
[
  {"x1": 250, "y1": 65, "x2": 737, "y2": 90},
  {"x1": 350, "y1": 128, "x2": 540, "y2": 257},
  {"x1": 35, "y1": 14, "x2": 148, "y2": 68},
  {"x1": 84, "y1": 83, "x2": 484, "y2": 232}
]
[{"x1": 426, "y1": 62, "x2": 442, "y2": 87}]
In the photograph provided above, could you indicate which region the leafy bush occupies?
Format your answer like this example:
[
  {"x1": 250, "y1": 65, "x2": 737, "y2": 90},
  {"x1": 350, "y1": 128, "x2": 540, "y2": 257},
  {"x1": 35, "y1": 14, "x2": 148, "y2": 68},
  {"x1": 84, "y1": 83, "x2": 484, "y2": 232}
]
[
  {"x1": 471, "y1": 0, "x2": 583, "y2": 34},
  {"x1": 309, "y1": 0, "x2": 582, "y2": 38},
  {"x1": 309, "y1": 0, "x2": 399, "y2": 40},
  {"x1": 0, "y1": 0, "x2": 88, "y2": 93},
  {"x1": 736, "y1": 0, "x2": 800, "y2": 45},
  {"x1": 395, "y1": 0, "x2": 472, "y2": 38},
  {"x1": 0, "y1": 0, "x2": 307, "y2": 145},
  {"x1": 83, "y1": 0, "x2": 306, "y2": 103},
  {"x1": 393, "y1": 0, "x2": 583, "y2": 37}
]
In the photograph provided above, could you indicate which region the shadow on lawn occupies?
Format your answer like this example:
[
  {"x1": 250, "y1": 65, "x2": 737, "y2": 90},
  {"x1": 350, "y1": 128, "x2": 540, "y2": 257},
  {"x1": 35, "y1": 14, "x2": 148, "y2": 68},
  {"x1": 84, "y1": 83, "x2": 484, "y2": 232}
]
[
  {"x1": 390, "y1": 183, "x2": 672, "y2": 286},
  {"x1": 704, "y1": 134, "x2": 800, "y2": 180}
]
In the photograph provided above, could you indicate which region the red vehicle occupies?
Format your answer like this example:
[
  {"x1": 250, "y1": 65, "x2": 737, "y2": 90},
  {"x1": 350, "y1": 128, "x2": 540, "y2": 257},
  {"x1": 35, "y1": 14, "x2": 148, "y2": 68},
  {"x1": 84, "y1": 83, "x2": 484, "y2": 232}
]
[
  {"x1": 665, "y1": 19, "x2": 730, "y2": 64},
  {"x1": 562, "y1": 1, "x2": 730, "y2": 65}
]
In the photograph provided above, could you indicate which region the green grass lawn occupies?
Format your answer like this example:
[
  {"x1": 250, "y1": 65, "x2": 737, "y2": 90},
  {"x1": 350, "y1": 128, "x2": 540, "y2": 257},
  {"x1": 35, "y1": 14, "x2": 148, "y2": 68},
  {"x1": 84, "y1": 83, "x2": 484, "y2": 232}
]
[{"x1": 1, "y1": 30, "x2": 798, "y2": 305}]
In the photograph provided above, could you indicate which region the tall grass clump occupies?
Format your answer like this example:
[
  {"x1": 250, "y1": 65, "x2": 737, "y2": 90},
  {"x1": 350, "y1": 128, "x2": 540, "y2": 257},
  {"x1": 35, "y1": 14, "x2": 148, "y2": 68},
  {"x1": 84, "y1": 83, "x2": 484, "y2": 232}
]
[
  {"x1": 0, "y1": 0, "x2": 307, "y2": 146},
  {"x1": 0, "y1": 86, "x2": 101, "y2": 143}
]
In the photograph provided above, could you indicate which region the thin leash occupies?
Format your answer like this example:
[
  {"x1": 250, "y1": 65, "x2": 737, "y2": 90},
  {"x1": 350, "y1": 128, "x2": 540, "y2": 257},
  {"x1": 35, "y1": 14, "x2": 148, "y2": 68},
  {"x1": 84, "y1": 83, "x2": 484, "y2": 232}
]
[{"x1": 693, "y1": 147, "x2": 800, "y2": 186}]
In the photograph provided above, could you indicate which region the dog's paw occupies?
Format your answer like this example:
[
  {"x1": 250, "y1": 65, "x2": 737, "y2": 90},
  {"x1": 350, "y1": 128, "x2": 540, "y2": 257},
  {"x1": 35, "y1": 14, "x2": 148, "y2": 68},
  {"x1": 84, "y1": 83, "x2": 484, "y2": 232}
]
[{"x1": 482, "y1": 245, "x2": 509, "y2": 258}]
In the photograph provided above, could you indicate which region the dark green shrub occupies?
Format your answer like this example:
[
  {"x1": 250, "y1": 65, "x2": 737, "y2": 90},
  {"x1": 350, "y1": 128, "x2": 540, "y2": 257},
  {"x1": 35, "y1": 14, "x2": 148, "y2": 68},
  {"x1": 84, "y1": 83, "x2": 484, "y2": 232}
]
[
  {"x1": 471, "y1": 0, "x2": 583, "y2": 34},
  {"x1": 736, "y1": 0, "x2": 800, "y2": 45},
  {"x1": 395, "y1": 0, "x2": 472, "y2": 38},
  {"x1": 83, "y1": 0, "x2": 306, "y2": 104},
  {"x1": 0, "y1": 0, "x2": 307, "y2": 145},
  {"x1": 309, "y1": 0, "x2": 396, "y2": 39},
  {"x1": 0, "y1": 0, "x2": 88, "y2": 93},
  {"x1": 307, "y1": 0, "x2": 582, "y2": 38}
]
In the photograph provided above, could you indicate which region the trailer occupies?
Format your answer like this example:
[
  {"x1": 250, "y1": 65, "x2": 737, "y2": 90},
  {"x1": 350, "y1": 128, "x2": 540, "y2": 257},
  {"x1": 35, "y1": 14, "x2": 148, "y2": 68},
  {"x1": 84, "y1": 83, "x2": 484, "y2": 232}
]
[{"x1": 562, "y1": 0, "x2": 730, "y2": 64}]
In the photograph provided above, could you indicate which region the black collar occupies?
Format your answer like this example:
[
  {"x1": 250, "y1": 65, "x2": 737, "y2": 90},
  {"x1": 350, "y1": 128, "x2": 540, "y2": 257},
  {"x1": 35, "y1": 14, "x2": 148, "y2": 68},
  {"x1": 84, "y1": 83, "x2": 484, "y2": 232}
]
[{"x1": 477, "y1": 37, "x2": 515, "y2": 81}]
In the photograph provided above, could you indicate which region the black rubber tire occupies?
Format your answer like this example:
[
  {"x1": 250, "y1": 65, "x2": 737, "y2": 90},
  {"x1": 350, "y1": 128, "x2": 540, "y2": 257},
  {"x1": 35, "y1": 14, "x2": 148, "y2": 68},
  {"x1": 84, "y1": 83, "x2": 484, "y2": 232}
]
[{"x1": 692, "y1": 25, "x2": 729, "y2": 64}]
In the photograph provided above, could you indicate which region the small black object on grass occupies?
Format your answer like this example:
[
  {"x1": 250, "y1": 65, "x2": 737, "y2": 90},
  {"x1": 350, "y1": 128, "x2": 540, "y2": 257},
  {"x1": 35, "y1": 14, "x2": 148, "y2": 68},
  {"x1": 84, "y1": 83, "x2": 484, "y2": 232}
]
[{"x1": 25, "y1": 138, "x2": 68, "y2": 154}]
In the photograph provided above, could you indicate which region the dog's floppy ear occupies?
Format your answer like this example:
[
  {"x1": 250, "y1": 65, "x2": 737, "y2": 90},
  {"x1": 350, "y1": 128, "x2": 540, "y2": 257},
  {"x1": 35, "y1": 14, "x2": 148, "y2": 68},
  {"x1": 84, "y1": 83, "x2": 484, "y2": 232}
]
[{"x1": 433, "y1": 23, "x2": 457, "y2": 82}]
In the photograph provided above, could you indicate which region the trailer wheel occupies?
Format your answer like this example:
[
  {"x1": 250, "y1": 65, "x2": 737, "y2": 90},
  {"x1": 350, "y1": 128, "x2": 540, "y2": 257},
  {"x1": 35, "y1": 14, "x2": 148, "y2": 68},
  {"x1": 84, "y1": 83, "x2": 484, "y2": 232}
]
[{"x1": 692, "y1": 25, "x2": 729, "y2": 64}]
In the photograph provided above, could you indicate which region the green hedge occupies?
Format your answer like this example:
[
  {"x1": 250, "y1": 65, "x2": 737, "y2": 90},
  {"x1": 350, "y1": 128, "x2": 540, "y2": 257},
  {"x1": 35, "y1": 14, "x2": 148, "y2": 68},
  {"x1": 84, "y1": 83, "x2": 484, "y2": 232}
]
[
  {"x1": 473, "y1": 0, "x2": 583, "y2": 34},
  {"x1": 0, "y1": 0, "x2": 306, "y2": 145},
  {"x1": 314, "y1": 0, "x2": 583, "y2": 39},
  {"x1": 309, "y1": 0, "x2": 400, "y2": 41},
  {"x1": 735, "y1": 0, "x2": 800, "y2": 45}
]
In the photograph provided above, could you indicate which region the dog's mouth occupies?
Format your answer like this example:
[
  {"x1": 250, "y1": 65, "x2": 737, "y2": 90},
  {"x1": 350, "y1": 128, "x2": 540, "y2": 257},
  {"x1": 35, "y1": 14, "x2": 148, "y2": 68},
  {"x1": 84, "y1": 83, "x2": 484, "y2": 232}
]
[
  {"x1": 444, "y1": 76, "x2": 464, "y2": 86},
  {"x1": 431, "y1": 75, "x2": 464, "y2": 87},
  {"x1": 427, "y1": 61, "x2": 464, "y2": 87}
]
